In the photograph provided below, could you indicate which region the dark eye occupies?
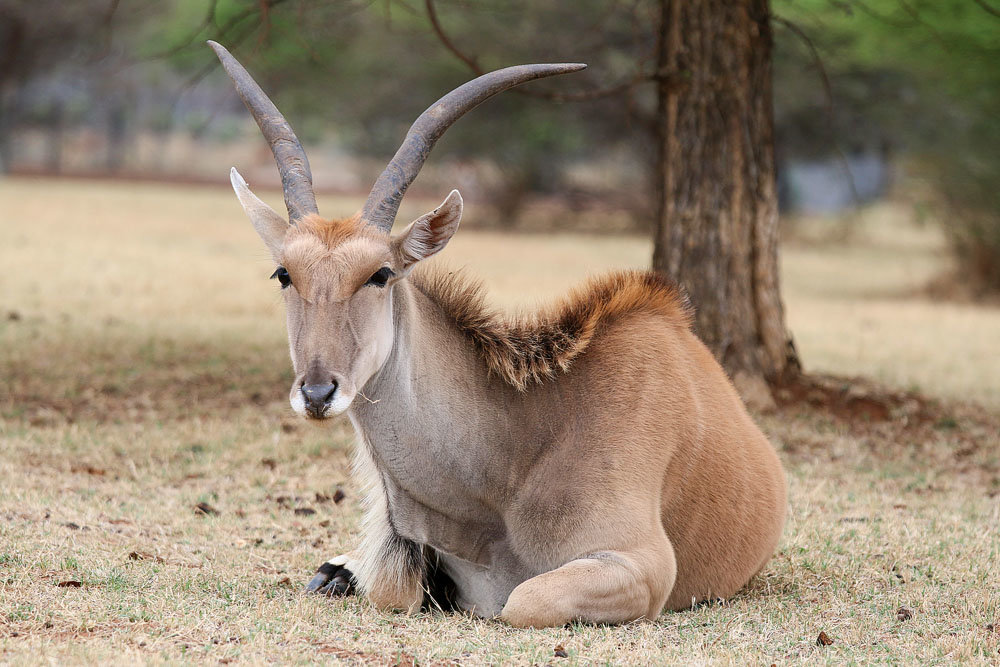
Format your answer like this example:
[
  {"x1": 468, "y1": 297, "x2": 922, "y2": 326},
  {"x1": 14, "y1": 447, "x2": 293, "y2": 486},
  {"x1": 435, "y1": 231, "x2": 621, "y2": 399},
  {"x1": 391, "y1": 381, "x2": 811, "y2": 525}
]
[
  {"x1": 365, "y1": 267, "x2": 394, "y2": 288},
  {"x1": 270, "y1": 266, "x2": 291, "y2": 288}
]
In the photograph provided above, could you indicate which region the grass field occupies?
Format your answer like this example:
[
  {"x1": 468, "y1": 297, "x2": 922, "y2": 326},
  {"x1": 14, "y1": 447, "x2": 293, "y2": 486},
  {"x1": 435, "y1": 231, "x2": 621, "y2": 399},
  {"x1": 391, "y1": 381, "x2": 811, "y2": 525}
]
[{"x1": 1, "y1": 177, "x2": 998, "y2": 664}]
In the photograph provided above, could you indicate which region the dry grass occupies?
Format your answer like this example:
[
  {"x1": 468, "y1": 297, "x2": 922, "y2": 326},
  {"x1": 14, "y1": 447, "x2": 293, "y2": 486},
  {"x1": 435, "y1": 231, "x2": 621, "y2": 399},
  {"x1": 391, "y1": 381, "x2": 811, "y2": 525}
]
[
  {"x1": 1, "y1": 177, "x2": 998, "y2": 664},
  {"x1": 782, "y1": 204, "x2": 1000, "y2": 410}
]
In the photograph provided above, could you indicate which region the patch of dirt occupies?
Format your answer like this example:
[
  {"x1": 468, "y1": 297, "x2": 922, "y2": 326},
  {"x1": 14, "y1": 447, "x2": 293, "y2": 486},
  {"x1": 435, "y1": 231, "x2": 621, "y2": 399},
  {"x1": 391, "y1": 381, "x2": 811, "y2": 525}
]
[
  {"x1": 0, "y1": 346, "x2": 292, "y2": 425},
  {"x1": 770, "y1": 372, "x2": 1000, "y2": 486},
  {"x1": 773, "y1": 373, "x2": 934, "y2": 424},
  {"x1": 773, "y1": 372, "x2": 1000, "y2": 438}
]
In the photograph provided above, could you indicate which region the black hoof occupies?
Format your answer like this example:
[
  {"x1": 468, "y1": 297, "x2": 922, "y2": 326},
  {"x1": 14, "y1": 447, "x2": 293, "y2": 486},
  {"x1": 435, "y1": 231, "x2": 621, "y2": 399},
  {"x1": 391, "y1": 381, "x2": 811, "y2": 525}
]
[{"x1": 305, "y1": 560, "x2": 356, "y2": 597}]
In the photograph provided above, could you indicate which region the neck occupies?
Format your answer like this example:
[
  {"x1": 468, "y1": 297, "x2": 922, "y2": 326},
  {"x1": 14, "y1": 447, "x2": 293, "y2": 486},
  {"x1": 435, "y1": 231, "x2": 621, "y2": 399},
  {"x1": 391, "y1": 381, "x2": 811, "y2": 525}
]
[
  {"x1": 353, "y1": 279, "x2": 479, "y2": 422},
  {"x1": 347, "y1": 279, "x2": 521, "y2": 504}
]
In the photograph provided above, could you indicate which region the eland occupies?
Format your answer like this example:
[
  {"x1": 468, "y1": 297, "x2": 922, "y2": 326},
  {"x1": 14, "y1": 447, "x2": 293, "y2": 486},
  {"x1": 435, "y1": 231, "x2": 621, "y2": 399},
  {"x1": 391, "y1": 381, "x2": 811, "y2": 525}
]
[{"x1": 210, "y1": 41, "x2": 786, "y2": 628}]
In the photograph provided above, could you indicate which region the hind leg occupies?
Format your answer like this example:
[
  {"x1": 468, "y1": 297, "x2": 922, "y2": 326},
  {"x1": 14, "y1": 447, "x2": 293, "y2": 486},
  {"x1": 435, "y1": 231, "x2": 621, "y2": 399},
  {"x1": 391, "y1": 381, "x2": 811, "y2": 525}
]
[{"x1": 500, "y1": 535, "x2": 677, "y2": 628}]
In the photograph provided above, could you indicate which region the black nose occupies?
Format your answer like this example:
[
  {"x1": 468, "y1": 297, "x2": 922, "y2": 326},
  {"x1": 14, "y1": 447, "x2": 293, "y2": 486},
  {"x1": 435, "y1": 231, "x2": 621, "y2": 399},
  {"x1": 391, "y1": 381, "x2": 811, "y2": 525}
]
[{"x1": 301, "y1": 382, "x2": 337, "y2": 416}]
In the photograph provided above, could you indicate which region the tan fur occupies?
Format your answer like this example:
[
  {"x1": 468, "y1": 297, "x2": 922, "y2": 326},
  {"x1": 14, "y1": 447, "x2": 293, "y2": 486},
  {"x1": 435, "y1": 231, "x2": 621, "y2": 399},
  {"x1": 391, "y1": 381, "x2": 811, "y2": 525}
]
[
  {"x1": 413, "y1": 268, "x2": 692, "y2": 391},
  {"x1": 234, "y1": 186, "x2": 787, "y2": 629},
  {"x1": 294, "y1": 213, "x2": 377, "y2": 248}
]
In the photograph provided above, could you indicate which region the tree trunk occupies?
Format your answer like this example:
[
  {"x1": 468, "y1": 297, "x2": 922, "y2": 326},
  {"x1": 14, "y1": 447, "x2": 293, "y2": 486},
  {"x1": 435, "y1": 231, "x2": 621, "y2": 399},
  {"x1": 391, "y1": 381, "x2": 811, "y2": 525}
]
[
  {"x1": 0, "y1": 89, "x2": 15, "y2": 174},
  {"x1": 105, "y1": 102, "x2": 127, "y2": 173},
  {"x1": 45, "y1": 100, "x2": 65, "y2": 174},
  {"x1": 652, "y1": 0, "x2": 798, "y2": 409}
]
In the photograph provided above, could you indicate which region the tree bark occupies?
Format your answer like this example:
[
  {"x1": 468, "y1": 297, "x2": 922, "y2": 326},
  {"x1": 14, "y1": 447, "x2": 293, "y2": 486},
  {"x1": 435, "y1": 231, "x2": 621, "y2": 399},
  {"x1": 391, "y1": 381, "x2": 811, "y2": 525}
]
[{"x1": 652, "y1": 0, "x2": 798, "y2": 409}]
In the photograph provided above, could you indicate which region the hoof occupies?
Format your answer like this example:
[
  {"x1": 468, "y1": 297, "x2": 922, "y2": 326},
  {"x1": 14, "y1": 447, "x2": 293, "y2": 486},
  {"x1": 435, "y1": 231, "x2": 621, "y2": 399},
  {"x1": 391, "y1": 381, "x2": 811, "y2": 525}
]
[{"x1": 305, "y1": 557, "x2": 356, "y2": 597}]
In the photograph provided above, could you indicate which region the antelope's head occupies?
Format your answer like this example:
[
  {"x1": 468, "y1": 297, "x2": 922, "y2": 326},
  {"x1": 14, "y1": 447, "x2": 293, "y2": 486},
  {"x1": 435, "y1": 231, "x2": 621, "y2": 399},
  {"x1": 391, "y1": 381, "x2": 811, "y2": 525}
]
[{"x1": 210, "y1": 42, "x2": 583, "y2": 419}]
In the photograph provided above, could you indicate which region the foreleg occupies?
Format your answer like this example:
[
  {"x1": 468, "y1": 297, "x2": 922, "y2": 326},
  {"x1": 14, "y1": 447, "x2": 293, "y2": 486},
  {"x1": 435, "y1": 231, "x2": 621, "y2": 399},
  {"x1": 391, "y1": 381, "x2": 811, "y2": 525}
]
[
  {"x1": 306, "y1": 552, "x2": 358, "y2": 596},
  {"x1": 500, "y1": 536, "x2": 677, "y2": 628},
  {"x1": 306, "y1": 493, "x2": 424, "y2": 613},
  {"x1": 351, "y1": 518, "x2": 425, "y2": 613}
]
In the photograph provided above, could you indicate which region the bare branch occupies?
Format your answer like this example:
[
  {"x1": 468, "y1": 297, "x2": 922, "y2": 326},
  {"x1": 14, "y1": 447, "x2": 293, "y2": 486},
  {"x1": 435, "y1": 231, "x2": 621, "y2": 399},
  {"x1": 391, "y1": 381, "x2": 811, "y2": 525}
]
[
  {"x1": 150, "y1": 0, "x2": 220, "y2": 59},
  {"x1": 148, "y1": 0, "x2": 293, "y2": 61},
  {"x1": 97, "y1": 0, "x2": 122, "y2": 58},
  {"x1": 104, "y1": 0, "x2": 121, "y2": 26},
  {"x1": 972, "y1": 0, "x2": 1000, "y2": 18},
  {"x1": 425, "y1": 0, "x2": 481, "y2": 74},
  {"x1": 257, "y1": 0, "x2": 273, "y2": 47},
  {"x1": 850, "y1": 0, "x2": 920, "y2": 27},
  {"x1": 896, "y1": 0, "x2": 950, "y2": 50},
  {"x1": 772, "y1": 14, "x2": 861, "y2": 205},
  {"x1": 167, "y1": 17, "x2": 259, "y2": 116},
  {"x1": 771, "y1": 16, "x2": 832, "y2": 108},
  {"x1": 424, "y1": 0, "x2": 651, "y2": 103}
]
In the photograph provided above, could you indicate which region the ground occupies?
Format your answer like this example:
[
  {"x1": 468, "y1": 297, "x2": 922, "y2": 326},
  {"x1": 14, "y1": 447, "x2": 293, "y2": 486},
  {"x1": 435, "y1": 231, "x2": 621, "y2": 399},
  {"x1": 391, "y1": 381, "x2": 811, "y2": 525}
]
[{"x1": 1, "y1": 178, "x2": 998, "y2": 664}]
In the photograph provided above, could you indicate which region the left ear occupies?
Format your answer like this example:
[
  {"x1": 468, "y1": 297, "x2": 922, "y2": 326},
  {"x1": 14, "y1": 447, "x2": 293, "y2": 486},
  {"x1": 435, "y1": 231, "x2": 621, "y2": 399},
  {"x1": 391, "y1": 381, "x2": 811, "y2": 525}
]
[
  {"x1": 392, "y1": 190, "x2": 463, "y2": 272},
  {"x1": 230, "y1": 167, "x2": 289, "y2": 262}
]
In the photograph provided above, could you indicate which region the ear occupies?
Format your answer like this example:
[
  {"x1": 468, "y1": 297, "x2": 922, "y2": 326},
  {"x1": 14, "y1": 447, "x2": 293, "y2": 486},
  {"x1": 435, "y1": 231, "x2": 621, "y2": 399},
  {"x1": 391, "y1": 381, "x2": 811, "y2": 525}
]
[
  {"x1": 230, "y1": 168, "x2": 288, "y2": 260},
  {"x1": 393, "y1": 190, "x2": 463, "y2": 272}
]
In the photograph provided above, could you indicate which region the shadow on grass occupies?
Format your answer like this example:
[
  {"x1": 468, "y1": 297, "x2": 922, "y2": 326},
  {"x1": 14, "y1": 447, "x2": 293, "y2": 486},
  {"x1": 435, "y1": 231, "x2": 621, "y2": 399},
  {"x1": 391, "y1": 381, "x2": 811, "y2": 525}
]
[{"x1": 1, "y1": 327, "x2": 293, "y2": 424}]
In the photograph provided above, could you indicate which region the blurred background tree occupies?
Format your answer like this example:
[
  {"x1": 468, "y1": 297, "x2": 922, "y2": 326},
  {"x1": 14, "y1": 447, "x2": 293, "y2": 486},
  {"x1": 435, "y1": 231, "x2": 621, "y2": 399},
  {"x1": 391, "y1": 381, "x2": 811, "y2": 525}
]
[
  {"x1": 1, "y1": 0, "x2": 997, "y2": 390},
  {"x1": 0, "y1": 0, "x2": 123, "y2": 170},
  {"x1": 773, "y1": 0, "x2": 1000, "y2": 294}
]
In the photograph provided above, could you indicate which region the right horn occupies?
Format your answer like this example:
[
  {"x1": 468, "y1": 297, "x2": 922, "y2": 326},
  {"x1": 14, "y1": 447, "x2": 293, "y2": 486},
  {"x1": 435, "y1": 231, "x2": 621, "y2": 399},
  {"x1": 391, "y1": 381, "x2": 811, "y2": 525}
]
[
  {"x1": 360, "y1": 63, "x2": 587, "y2": 233},
  {"x1": 209, "y1": 40, "x2": 319, "y2": 224}
]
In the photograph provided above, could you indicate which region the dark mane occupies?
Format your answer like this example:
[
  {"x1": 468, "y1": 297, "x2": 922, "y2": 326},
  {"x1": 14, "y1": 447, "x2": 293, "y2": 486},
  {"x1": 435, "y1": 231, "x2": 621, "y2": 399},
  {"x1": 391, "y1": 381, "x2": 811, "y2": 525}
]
[{"x1": 412, "y1": 268, "x2": 692, "y2": 391}]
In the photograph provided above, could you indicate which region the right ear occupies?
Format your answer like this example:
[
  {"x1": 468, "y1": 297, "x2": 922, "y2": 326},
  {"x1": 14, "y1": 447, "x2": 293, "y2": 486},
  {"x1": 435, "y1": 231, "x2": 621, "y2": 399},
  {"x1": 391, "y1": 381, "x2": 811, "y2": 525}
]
[
  {"x1": 230, "y1": 167, "x2": 288, "y2": 261},
  {"x1": 392, "y1": 190, "x2": 463, "y2": 273}
]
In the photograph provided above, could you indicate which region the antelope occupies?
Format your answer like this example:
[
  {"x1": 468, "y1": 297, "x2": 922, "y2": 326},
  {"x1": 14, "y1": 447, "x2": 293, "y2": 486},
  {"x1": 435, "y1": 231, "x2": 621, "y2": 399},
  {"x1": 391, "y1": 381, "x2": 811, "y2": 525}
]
[{"x1": 210, "y1": 41, "x2": 786, "y2": 628}]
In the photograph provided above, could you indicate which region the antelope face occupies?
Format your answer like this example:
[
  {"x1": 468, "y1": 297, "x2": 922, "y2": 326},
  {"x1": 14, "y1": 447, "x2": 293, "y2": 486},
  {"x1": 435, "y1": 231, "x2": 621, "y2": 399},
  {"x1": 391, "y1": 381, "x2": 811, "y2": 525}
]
[
  {"x1": 279, "y1": 224, "x2": 397, "y2": 419},
  {"x1": 210, "y1": 41, "x2": 576, "y2": 418},
  {"x1": 232, "y1": 169, "x2": 462, "y2": 419}
]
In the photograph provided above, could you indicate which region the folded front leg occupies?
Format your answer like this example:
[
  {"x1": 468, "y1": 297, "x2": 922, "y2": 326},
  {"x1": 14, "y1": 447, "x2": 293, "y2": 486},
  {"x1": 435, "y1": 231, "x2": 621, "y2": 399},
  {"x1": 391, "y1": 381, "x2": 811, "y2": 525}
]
[
  {"x1": 351, "y1": 514, "x2": 425, "y2": 613},
  {"x1": 500, "y1": 536, "x2": 677, "y2": 628},
  {"x1": 307, "y1": 491, "x2": 424, "y2": 612}
]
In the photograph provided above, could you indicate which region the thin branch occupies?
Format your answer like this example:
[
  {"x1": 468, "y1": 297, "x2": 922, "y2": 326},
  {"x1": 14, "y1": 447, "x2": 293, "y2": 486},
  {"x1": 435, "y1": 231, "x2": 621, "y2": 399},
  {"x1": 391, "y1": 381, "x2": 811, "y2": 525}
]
[
  {"x1": 279, "y1": 22, "x2": 327, "y2": 68},
  {"x1": 771, "y1": 17, "x2": 832, "y2": 108},
  {"x1": 425, "y1": 0, "x2": 480, "y2": 73},
  {"x1": 257, "y1": 0, "x2": 273, "y2": 48},
  {"x1": 149, "y1": 0, "x2": 220, "y2": 60},
  {"x1": 97, "y1": 0, "x2": 122, "y2": 58},
  {"x1": 972, "y1": 0, "x2": 1000, "y2": 18},
  {"x1": 281, "y1": 1, "x2": 379, "y2": 75},
  {"x1": 896, "y1": 0, "x2": 950, "y2": 50},
  {"x1": 827, "y1": 0, "x2": 855, "y2": 16},
  {"x1": 772, "y1": 14, "x2": 861, "y2": 205},
  {"x1": 148, "y1": 0, "x2": 293, "y2": 61},
  {"x1": 424, "y1": 0, "x2": 651, "y2": 102},
  {"x1": 104, "y1": 0, "x2": 121, "y2": 26},
  {"x1": 850, "y1": 0, "x2": 920, "y2": 27},
  {"x1": 168, "y1": 16, "x2": 259, "y2": 116}
]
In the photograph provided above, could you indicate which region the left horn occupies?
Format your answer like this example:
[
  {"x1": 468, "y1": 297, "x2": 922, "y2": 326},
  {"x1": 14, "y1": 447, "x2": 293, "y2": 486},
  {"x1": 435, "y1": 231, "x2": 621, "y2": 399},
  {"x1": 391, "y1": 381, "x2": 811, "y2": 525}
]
[
  {"x1": 360, "y1": 63, "x2": 587, "y2": 232},
  {"x1": 208, "y1": 41, "x2": 319, "y2": 223}
]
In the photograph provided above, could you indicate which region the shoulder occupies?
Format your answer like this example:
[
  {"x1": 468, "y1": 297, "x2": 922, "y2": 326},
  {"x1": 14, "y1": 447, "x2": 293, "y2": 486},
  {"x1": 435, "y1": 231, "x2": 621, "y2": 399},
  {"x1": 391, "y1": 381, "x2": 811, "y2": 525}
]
[{"x1": 411, "y1": 267, "x2": 692, "y2": 390}]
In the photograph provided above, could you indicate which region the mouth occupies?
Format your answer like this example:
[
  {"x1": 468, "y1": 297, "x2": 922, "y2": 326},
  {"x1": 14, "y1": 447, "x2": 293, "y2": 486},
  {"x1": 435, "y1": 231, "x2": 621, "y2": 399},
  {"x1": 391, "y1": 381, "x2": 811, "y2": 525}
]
[
  {"x1": 289, "y1": 385, "x2": 354, "y2": 420},
  {"x1": 305, "y1": 405, "x2": 332, "y2": 420}
]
